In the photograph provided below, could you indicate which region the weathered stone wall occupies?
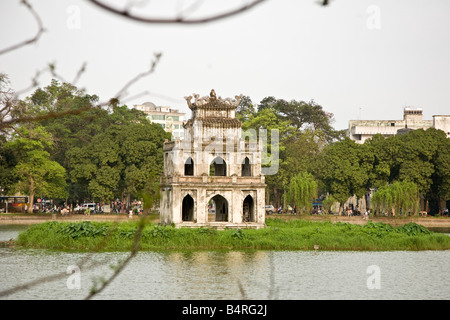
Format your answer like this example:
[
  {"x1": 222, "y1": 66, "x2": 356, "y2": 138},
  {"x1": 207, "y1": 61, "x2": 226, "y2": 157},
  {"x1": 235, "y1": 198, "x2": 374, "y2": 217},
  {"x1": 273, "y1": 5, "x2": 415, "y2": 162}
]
[{"x1": 160, "y1": 90, "x2": 266, "y2": 228}]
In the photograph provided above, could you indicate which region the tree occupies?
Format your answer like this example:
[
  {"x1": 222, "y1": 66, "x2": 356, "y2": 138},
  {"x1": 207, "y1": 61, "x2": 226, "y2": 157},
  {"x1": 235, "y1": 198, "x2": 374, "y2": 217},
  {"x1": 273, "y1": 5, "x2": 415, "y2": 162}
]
[
  {"x1": 395, "y1": 128, "x2": 450, "y2": 214},
  {"x1": 286, "y1": 172, "x2": 318, "y2": 215},
  {"x1": 0, "y1": 132, "x2": 17, "y2": 195},
  {"x1": 314, "y1": 137, "x2": 372, "y2": 215},
  {"x1": 239, "y1": 96, "x2": 343, "y2": 207},
  {"x1": 68, "y1": 105, "x2": 170, "y2": 205},
  {"x1": 371, "y1": 181, "x2": 419, "y2": 216},
  {"x1": 236, "y1": 95, "x2": 256, "y2": 122},
  {"x1": 433, "y1": 135, "x2": 450, "y2": 214},
  {"x1": 240, "y1": 103, "x2": 292, "y2": 206},
  {"x1": 365, "y1": 133, "x2": 401, "y2": 188},
  {"x1": 26, "y1": 79, "x2": 101, "y2": 167},
  {"x1": 5, "y1": 126, "x2": 67, "y2": 212},
  {"x1": 272, "y1": 98, "x2": 345, "y2": 142}
]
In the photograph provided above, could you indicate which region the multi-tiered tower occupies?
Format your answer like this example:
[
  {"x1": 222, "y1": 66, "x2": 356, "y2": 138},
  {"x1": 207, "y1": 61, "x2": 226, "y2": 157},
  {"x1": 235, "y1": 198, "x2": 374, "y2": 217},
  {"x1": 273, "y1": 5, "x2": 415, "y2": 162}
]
[{"x1": 160, "y1": 90, "x2": 266, "y2": 228}]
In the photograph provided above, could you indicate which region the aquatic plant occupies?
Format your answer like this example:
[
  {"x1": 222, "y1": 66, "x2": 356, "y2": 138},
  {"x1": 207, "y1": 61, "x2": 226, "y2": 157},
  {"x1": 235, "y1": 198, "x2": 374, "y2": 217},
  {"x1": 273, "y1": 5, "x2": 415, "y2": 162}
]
[{"x1": 16, "y1": 218, "x2": 450, "y2": 252}]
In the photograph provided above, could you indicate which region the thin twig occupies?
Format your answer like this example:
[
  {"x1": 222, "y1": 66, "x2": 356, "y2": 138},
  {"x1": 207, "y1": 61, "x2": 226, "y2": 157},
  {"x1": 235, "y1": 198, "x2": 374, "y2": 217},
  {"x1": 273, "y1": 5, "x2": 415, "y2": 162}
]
[
  {"x1": 0, "y1": 221, "x2": 129, "y2": 298},
  {"x1": 0, "y1": 0, "x2": 45, "y2": 55},
  {"x1": 113, "y1": 53, "x2": 162, "y2": 100},
  {"x1": 84, "y1": 217, "x2": 148, "y2": 299},
  {"x1": 0, "y1": 106, "x2": 94, "y2": 128},
  {"x1": 72, "y1": 62, "x2": 88, "y2": 85}
]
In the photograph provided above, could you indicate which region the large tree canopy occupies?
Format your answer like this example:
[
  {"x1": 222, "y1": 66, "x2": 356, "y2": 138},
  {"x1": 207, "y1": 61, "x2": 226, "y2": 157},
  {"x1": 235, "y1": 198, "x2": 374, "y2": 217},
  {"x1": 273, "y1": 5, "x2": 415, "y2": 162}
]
[
  {"x1": 1, "y1": 80, "x2": 170, "y2": 209},
  {"x1": 316, "y1": 128, "x2": 450, "y2": 215},
  {"x1": 5, "y1": 125, "x2": 67, "y2": 212},
  {"x1": 238, "y1": 96, "x2": 343, "y2": 208},
  {"x1": 68, "y1": 106, "x2": 169, "y2": 203}
]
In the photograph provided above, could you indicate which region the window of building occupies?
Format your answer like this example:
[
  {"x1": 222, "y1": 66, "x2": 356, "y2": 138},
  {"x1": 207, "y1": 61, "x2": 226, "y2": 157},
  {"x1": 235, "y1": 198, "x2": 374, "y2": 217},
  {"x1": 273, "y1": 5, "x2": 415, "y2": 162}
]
[
  {"x1": 185, "y1": 157, "x2": 194, "y2": 176},
  {"x1": 152, "y1": 115, "x2": 166, "y2": 121},
  {"x1": 210, "y1": 157, "x2": 226, "y2": 176},
  {"x1": 241, "y1": 157, "x2": 251, "y2": 176},
  {"x1": 182, "y1": 194, "x2": 194, "y2": 221}
]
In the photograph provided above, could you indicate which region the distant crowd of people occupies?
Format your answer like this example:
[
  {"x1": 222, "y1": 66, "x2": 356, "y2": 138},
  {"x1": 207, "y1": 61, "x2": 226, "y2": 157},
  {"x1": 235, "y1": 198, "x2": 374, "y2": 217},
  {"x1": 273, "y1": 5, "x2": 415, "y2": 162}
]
[{"x1": 20, "y1": 199, "x2": 146, "y2": 216}]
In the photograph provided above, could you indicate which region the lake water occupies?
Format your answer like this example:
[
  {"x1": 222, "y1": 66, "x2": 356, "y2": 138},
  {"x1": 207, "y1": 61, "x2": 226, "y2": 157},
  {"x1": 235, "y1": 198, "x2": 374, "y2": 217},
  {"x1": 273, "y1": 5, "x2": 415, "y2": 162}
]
[{"x1": 0, "y1": 225, "x2": 449, "y2": 300}]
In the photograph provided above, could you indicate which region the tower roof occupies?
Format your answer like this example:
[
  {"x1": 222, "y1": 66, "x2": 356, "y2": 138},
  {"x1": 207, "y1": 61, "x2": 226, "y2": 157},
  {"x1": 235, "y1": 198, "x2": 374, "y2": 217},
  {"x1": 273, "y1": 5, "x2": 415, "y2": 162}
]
[{"x1": 184, "y1": 89, "x2": 243, "y2": 111}]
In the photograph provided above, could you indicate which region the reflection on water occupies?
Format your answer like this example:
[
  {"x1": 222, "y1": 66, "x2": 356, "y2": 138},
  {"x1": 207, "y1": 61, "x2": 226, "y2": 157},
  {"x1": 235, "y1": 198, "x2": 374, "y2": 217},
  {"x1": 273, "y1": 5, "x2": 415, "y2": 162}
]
[
  {"x1": 0, "y1": 225, "x2": 29, "y2": 241},
  {"x1": 0, "y1": 225, "x2": 449, "y2": 300}
]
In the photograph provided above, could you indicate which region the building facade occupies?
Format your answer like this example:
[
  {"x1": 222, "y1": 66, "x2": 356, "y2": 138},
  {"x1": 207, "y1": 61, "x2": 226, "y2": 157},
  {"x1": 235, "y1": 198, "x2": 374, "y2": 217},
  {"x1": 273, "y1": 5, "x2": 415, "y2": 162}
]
[
  {"x1": 159, "y1": 90, "x2": 266, "y2": 229},
  {"x1": 133, "y1": 102, "x2": 186, "y2": 139},
  {"x1": 348, "y1": 107, "x2": 450, "y2": 143}
]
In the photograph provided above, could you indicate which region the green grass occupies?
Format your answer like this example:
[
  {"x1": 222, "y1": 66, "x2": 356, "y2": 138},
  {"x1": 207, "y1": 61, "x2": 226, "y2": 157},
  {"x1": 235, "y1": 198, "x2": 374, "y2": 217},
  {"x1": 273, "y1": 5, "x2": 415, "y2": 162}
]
[{"x1": 15, "y1": 218, "x2": 450, "y2": 252}]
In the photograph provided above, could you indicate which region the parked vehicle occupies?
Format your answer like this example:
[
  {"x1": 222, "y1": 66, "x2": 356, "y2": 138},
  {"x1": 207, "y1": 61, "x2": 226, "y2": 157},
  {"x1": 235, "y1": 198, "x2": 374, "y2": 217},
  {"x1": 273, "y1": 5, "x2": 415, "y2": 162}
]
[
  {"x1": 265, "y1": 205, "x2": 275, "y2": 215},
  {"x1": 75, "y1": 203, "x2": 97, "y2": 214}
]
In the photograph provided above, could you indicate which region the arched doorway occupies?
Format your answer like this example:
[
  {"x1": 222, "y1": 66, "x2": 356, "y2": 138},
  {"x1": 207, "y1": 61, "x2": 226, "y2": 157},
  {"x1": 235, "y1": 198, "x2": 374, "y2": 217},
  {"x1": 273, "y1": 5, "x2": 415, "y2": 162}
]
[
  {"x1": 182, "y1": 194, "x2": 194, "y2": 221},
  {"x1": 243, "y1": 195, "x2": 255, "y2": 222},
  {"x1": 208, "y1": 195, "x2": 228, "y2": 222},
  {"x1": 185, "y1": 157, "x2": 194, "y2": 176},
  {"x1": 241, "y1": 157, "x2": 251, "y2": 176},
  {"x1": 210, "y1": 157, "x2": 227, "y2": 176}
]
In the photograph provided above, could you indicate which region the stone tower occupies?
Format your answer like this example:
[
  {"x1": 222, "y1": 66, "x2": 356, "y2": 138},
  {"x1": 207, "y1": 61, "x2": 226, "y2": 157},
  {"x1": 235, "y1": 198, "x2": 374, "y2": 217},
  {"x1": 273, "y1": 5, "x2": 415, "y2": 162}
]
[{"x1": 160, "y1": 90, "x2": 266, "y2": 228}]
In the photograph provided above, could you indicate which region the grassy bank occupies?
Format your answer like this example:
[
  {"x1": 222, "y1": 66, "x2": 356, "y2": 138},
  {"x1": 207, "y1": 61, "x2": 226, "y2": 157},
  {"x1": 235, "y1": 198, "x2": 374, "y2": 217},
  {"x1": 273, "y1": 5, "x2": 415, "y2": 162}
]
[{"x1": 15, "y1": 218, "x2": 450, "y2": 252}]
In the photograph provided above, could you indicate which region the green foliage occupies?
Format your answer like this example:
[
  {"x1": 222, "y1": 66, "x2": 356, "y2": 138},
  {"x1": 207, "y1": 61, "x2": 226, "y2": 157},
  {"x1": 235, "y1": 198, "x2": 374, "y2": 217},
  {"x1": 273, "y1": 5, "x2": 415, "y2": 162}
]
[
  {"x1": 286, "y1": 172, "x2": 318, "y2": 214},
  {"x1": 58, "y1": 221, "x2": 109, "y2": 239},
  {"x1": 371, "y1": 181, "x2": 420, "y2": 215},
  {"x1": 67, "y1": 106, "x2": 170, "y2": 202},
  {"x1": 16, "y1": 219, "x2": 450, "y2": 252},
  {"x1": 367, "y1": 129, "x2": 449, "y2": 214},
  {"x1": 147, "y1": 225, "x2": 171, "y2": 239},
  {"x1": 314, "y1": 127, "x2": 449, "y2": 215},
  {"x1": 231, "y1": 229, "x2": 248, "y2": 240},
  {"x1": 4, "y1": 80, "x2": 171, "y2": 205},
  {"x1": 314, "y1": 137, "x2": 371, "y2": 212},
  {"x1": 5, "y1": 125, "x2": 68, "y2": 210},
  {"x1": 395, "y1": 222, "x2": 431, "y2": 236},
  {"x1": 238, "y1": 96, "x2": 342, "y2": 207}
]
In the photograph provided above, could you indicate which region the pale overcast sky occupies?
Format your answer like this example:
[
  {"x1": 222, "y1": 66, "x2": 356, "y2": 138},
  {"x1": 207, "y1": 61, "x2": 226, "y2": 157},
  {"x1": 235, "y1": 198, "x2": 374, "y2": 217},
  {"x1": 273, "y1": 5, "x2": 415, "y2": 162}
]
[{"x1": 1, "y1": 0, "x2": 449, "y2": 130}]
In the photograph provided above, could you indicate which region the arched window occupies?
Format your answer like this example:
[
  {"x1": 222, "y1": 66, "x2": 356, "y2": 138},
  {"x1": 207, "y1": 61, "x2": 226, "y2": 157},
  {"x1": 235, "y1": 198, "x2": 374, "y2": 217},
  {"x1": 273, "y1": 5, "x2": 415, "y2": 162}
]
[
  {"x1": 182, "y1": 194, "x2": 194, "y2": 221},
  {"x1": 241, "y1": 157, "x2": 251, "y2": 176},
  {"x1": 185, "y1": 157, "x2": 194, "y2": 176},
  {"x1": 210, "y1": 157, "x2": 226, "y2": 176}
]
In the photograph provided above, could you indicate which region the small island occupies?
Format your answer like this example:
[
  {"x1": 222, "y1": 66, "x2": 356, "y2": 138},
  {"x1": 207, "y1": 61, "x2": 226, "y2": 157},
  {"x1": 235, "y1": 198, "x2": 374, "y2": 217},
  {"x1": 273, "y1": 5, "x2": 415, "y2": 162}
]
[{"x1": 15, "y1": 217, "x2": 450, "y2": 252}]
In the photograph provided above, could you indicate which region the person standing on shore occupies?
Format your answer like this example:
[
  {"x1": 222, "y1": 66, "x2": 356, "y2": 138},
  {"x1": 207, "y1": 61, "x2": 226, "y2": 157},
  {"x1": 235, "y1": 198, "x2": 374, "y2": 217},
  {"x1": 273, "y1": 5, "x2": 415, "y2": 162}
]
[{"x1": 363, "y1": 210, "x2": 369, "y2": 220}]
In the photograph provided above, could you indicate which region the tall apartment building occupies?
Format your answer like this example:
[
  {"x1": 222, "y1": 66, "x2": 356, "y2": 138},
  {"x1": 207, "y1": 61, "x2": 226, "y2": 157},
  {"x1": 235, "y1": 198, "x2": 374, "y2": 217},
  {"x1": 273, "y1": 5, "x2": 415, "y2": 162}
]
[
  {"x1": 348, "y1": 107, "x2": 450, "y2": 143},
  {"x1": 133, "y1": 102, "x2": 186, "y2": 139}
]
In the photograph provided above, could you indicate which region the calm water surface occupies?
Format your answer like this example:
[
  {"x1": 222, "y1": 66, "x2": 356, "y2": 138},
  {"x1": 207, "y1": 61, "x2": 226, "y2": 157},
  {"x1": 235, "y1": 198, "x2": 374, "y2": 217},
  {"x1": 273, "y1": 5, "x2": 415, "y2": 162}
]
[{"x1": 1, "y1": 225, "x2": 449, "y2": 300}]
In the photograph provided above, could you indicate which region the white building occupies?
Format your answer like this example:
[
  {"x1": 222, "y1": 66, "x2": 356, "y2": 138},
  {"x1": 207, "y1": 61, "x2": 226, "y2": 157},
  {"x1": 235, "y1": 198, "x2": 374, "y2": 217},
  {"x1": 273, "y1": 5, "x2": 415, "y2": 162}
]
[
  {"x1": 133, "y1": 102, "x2": 186, "y2": 139},
  {"x1": 348, "y1": 107, "x2": 450, "y2": 143}
]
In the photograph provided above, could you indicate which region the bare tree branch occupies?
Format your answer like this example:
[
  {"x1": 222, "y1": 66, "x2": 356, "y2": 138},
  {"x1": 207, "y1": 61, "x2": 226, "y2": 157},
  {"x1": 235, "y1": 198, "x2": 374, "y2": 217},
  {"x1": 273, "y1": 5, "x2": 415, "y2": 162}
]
[
  {"x1": 84, "y1": 217, "x2": 148, "y2": 299},
  {"x1": 0, "y1": 0, "x2": 45, "y2": 55},
  {"x1": 0, "y1": 52, "x2": 161, "y2": 131},
  {"x1": 113, "y1": 52, "x2": 162, "y2": 101},
  {"x1": 86, "y1": 0, "x2": 267, "y2": 24},
  {"x1": 0, "y1": 105, "x2": 95, "y2": 129},
  {"x1": 72, "y1": 62, "x2": 88, "y2": 86},
  {"x1": 0, "y1": 254, "x2": 110, "y2": 298}
]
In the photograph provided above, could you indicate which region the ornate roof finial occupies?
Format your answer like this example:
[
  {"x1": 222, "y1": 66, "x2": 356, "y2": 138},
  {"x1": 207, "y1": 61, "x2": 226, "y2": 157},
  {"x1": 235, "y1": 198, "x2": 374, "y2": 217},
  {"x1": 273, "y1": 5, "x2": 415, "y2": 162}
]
[{"x1": 210, "y1": 89, "x2": 217, "y2": 100}]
